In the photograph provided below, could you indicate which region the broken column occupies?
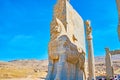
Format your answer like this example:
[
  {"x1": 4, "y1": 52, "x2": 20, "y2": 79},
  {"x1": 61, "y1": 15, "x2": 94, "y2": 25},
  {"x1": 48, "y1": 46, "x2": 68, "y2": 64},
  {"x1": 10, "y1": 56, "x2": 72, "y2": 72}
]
[
  {"x1": 105, "y1": 48, "x2": 114, "y2": 80},
  {"x1": 85, "y1": 20, "x2": 95, "y2": 80}
]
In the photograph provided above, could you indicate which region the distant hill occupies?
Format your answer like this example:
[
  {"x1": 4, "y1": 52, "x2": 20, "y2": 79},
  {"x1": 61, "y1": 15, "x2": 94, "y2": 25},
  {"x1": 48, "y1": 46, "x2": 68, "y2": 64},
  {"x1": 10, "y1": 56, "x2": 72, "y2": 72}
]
[{"x1": 0, "y1": 56, "x2": 120, "y2": 80}]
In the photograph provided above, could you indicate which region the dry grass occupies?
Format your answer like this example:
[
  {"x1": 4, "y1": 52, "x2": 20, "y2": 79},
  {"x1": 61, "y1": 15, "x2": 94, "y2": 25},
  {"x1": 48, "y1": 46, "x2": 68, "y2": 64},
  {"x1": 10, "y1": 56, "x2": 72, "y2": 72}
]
[
  {"x1": 0, "y1": 67, "x2": 31, "y2": 79},
  {"x1": 0, "y1": 59, "x2": 119, "y2": 79},
  {"x1": 0, "y1": 67, "x2": 47, "y2": 79}
]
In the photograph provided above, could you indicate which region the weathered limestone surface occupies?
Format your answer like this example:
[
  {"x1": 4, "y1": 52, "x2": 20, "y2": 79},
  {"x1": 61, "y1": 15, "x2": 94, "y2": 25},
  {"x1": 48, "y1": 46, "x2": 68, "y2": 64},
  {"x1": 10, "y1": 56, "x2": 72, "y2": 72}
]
[
  {"x1": 116, "y1": 0, "x2": 120, "y2": 40},
  {"x1": 105, "y1": 48, "x2": 120, "y2": 79},
  {"x1": 105, "y1": 48, "x2": 114, "y2": 80},
  {"x1": 109, "y1": 49, "x2": 120, "y2": 55},
  {"x1": 105, "y1": 1, "x2": 120, "y2": 76},
  {"x1": 85, "y1": 20, "x2": 95, "y2": 80},
  {"x1": 105, "y1": 1, "x2": 120, "y2": 80},
  {"x1": 46, "y1": 0, "x2": 86, "y2": 80}
]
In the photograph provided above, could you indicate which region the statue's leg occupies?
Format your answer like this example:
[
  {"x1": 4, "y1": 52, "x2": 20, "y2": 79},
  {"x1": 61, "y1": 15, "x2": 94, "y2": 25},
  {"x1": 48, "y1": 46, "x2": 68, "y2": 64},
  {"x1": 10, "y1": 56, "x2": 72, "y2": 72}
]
[
  {"x1": 83, "y1": 68, "x2": 86, "y2": 80},
  {"x1": 54, "y1": 54, "x2": 66, "y2": 80},
  {"x1": 46, "y1": 58, "x2": 53, "y2": 80},
  {"x1": 78, "y1": 55, "x2": 86, "y2": 80}
]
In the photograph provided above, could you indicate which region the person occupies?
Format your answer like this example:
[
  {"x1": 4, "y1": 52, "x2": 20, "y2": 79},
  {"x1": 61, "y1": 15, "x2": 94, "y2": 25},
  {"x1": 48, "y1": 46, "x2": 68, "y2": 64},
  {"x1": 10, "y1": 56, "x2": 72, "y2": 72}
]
[
  {"x1": 110, "y1": 76, "x2": 113, "y2": 80},
  {"x1": 114, "y1": 75, "x2": 117, "y2": 80},
  {"x1": 118, "y1": 74, "x2": 120, "y2": 79}
]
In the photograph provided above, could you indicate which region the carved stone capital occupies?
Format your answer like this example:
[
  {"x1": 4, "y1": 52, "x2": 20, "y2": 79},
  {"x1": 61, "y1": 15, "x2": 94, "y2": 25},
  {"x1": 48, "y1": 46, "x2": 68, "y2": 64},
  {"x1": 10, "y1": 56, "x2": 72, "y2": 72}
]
[
  {"x1": 87, "y1": 35, "x2": 92, "y2": 40},
  {"x1": 105, "y1": 48, "x2": 110, "y2": 54},
  {"x1": 85, "y1": 20, "x2": 91, "y2": 27},
  {"x1": 85, "y1": 20, "x2": 93, "y2": 40}
]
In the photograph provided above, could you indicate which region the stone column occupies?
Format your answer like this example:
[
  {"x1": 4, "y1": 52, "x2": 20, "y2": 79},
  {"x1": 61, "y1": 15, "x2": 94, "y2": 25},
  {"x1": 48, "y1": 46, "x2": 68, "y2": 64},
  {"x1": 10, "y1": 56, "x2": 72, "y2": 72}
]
[
  {"x1": 116, "y1": 0, "x2": 120, "y2": 40},
  {"x1": 85, "y1": 20, "x2": 95, "y2": 80},
  {"x1": 105, "y1": 48, "x2": 114, "y2": 80}
]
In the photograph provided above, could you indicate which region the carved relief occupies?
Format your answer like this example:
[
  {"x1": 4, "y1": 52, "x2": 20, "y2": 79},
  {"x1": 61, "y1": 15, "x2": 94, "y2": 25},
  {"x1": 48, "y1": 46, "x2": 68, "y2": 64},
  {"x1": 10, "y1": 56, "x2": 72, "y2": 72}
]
[
  {"x1": 46, "y1": 0, "x2": 86, "y2": 80},
  {"x1": 86, "y1": 21, "x2": 91, "y2": 34},
  {"x1": 72, "y1": 35, "x2": 78, "y2": 42}
]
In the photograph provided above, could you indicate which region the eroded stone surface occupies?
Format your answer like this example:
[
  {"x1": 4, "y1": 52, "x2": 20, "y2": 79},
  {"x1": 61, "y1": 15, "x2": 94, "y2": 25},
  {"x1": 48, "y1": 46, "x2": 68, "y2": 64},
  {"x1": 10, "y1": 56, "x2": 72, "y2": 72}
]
[
  {"x1": 85, "y1": 20, "x2": 95, "y2": 80},
  {"x1": 46, "y1": 0, "x2": 86, "y2": 80},
  {"x1": 105, "y1": 48, "x2": 114, "y2": 80},
  {"x1": 117, "y1": 0, "x2": 120, "y2": 40},
  {"x1": 105, "y1": 48, "x2": 120, "y2": 79}
]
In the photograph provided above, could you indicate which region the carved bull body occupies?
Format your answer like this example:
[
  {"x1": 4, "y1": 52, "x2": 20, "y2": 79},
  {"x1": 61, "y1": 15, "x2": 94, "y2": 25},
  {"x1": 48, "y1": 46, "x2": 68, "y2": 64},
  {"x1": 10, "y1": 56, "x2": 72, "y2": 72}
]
[{"x1": 46, "y1": 18, "x2": 86, "y2": 80}]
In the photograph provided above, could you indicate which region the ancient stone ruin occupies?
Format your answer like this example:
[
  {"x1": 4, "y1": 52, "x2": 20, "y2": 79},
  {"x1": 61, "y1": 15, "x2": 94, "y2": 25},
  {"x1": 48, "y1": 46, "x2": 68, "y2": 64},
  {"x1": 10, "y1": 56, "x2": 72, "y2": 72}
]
[
  {"x1": 105, "y1": 48, "x2": 120, "y2": 79},
  {"x1": 46, "y1": 0, "x2": 87, "y2": 80},
  {"x1": 117, "y1": 0, "x2": 120, "y2": 40},
  {"x1": 85, "y1": 20, "x2": 95, "y2": 80},
  {"x1": 105, "y1": 0, "x2": 120, "y2": 79},
  {"x1": 46, "y1": 0, "x2": 120, "y2": 80}
]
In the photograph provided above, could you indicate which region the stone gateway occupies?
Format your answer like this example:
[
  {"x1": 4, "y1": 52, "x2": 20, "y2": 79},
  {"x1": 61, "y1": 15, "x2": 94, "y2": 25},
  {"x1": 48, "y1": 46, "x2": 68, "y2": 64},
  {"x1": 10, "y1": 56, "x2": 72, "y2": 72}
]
[{"x1": 45, "y1": 0, "x2": 86, "y2": 80}]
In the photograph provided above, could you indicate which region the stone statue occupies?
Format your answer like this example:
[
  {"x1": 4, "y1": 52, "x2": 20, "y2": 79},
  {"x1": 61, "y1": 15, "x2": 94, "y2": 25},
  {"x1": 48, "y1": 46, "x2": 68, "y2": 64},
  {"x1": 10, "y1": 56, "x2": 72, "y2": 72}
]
[{"x1": 46, "y1": 0, "x2": 86, "y2": 80}]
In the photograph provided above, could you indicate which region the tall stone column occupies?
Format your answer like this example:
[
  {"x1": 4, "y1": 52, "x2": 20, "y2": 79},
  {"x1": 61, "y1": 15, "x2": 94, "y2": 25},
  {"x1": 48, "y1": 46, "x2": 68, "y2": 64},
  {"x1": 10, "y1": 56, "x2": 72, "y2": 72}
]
[
  {"x1": 85, "y1": 20, "x2": 95, "y2": 80},
  {"x1": 105, "y1": 48, "x2": 114, "y2": 80},
  {"x1": 116, "y1": 0, "x2": 120, "y2": 40}
]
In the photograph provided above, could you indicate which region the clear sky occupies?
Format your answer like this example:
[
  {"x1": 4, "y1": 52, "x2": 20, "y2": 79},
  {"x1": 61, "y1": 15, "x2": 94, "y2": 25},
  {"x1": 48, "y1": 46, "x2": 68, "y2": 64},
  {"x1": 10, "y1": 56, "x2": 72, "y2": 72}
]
[{"x1": 0, "y1": 0, "x2": 119, "y2": 61}]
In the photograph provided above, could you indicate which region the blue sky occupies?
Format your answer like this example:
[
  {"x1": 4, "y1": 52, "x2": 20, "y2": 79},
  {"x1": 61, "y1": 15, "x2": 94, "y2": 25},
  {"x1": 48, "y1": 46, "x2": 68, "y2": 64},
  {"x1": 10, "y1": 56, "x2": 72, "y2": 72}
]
[{"x1": 0, "y1": 0, "x2": 119, "y2": 61}]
